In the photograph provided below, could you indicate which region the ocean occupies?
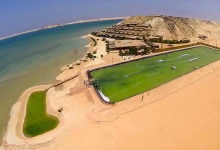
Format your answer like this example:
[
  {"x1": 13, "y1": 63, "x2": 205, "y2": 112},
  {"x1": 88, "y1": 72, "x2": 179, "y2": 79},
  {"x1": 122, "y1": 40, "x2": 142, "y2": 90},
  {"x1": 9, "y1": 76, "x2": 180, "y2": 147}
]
[{"x1": 0, "y1": 19, "x2": 121, "y2": 144}]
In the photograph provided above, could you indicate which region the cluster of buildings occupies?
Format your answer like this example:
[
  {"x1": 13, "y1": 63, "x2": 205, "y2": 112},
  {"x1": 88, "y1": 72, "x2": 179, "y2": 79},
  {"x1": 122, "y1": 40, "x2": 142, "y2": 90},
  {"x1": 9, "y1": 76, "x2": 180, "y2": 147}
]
[
  {"x1": 96, "y1": 22, "x2": 152, "y2": 40},
  {"x1": 93, "y1": 22, "x2": 161, "y2": 51}
]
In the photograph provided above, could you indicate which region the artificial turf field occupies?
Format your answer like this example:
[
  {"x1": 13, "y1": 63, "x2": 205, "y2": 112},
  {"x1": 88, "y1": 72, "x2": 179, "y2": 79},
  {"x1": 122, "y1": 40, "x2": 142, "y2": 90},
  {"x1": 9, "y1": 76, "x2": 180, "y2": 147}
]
[
  {"x1": 91, "y1": 46, "x2": 220, "y2": 103},
  {"x1": 23, "y1": 91, "x2": 59, "y2": 137}
]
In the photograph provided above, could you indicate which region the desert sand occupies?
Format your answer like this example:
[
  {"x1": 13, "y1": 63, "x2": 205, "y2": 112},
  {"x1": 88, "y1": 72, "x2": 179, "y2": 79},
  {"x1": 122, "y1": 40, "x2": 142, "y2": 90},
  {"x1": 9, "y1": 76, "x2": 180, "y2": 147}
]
[
  {"x1": 1, "y1": 33, "x2": 220, "y2": 150},
  {"x1": 121, "y1": 15, "x2": 220, "y2": 41}
]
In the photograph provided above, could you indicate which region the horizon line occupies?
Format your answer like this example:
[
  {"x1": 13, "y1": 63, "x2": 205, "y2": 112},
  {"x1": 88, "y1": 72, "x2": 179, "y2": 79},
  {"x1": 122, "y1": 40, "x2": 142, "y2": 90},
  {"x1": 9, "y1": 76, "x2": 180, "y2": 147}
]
[
  {"x1": 1, "y1": 14, "x2": 219, "y2": 41},
  {"x1": 0, "y1": 16, "x2": 127, "y2": 41}
]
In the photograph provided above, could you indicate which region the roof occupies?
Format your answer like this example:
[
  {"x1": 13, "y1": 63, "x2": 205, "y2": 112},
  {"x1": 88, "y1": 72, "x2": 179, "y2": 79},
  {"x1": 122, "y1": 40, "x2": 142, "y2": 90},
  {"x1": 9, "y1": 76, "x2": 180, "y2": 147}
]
[
  {"x1": 138, "y1": 49, "x2": 145, "y2": 52},
  {"x1": 109, "y1": 40, "x2": 148, "y2": 49},
  {"x1": 126, "y1": 23, "x2": 138, "y2": 25},
  {"x1": 148, "y1": 36, "x2": 160, "y2": 39},
  {"x1": 139, "y1": 23, "x2": 151, "y2": 27},
  {"x1": 109, "y1": 41, "x2": 115, "y2": 44},
  {"x1": 145, "y1": 41, "x2": 159, "y2": 47}
]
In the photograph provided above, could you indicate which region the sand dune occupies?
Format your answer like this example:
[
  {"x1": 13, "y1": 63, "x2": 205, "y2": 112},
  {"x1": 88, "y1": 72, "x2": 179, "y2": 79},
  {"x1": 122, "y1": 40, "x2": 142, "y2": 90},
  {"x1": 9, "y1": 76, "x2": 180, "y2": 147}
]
[{"x1": 121, "y1": 15, "x2": 220, "y2": 40}]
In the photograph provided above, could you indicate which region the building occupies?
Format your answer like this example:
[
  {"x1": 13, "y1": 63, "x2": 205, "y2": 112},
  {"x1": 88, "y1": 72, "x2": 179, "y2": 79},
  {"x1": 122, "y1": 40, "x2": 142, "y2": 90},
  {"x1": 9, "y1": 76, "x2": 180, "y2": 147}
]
[
  {"x1": 109, "y1": 40, "x2": 149, "y2": 50},
  {"x1": 147, "y1": 36, "x2": 161, "y2": 40},
  {"x1": 144, "y1": 41, "x2": 159, "y2": 49}
]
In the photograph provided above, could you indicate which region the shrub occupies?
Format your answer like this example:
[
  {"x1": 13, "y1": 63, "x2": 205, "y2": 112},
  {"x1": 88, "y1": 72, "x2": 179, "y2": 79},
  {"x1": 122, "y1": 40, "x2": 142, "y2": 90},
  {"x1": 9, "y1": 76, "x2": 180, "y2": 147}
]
[
  {"x1": 93, "y1": 50, "x2": 97, "y2": 54},
  {"x1": 124, "y1": 50, "x2": 129, "y2": 56},
  {"x1": 154, "y1": 42, "x2": 219, "y2": 53},
  {"x1": 119, "y1": 50, "x2": 124, "y2": 56},
  {"x1": 87, "y1": 53, "x2": 93, "y2": 59},
  {"x1": 106, "y1": 45, "x2": 110, "y2": 51},
  {"x1": 90, "y1": 37, "x2": 97, "y2": 46},
  {"x1": 91, "y1": 32, "x2": 98, "y2": 36},
  {"x1": 157, "y1": 39, "x2": 191, "y2": 44},
  {"x1": 143, "y1": 47, "x2": 150, "y2": 55},
  {"x1": 129, "y1": 46, "x2": 138, "y2": 55}
]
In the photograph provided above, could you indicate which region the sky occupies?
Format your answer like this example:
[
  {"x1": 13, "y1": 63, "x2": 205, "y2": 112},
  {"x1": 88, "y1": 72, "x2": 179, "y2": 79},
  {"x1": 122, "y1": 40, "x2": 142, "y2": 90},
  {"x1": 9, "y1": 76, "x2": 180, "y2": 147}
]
[{"x1": 0, "y1": 0, "x2": 220, "y2": 38}]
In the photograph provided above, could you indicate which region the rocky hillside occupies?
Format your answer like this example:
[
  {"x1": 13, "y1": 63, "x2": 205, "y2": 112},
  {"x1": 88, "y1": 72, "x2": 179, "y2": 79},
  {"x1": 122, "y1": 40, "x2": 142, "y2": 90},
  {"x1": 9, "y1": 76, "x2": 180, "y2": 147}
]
[{"x1": 122, "y1": 15, "x2": 220, "y2": 40}]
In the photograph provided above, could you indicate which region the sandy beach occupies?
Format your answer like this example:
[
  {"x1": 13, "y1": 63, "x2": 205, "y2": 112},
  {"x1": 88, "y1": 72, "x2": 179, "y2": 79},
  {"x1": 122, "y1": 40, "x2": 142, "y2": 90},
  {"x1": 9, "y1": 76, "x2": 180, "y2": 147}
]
[
  {"x1": 1, "y1": 33, "x2": 220, "y2": 150},
  {"x1": 66, "y1": 17, "x2": 127, "y2": 26},
  {"x1": 0, "y1": 29, "x2": 42, "y2": 41}
]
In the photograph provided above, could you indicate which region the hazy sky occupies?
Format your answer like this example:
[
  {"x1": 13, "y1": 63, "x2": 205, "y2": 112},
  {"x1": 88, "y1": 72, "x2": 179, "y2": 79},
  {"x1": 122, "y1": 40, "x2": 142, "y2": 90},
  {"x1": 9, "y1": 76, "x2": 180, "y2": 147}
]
[{"x1": 0, "y1": 0, "x2": 220, "y2": 38}]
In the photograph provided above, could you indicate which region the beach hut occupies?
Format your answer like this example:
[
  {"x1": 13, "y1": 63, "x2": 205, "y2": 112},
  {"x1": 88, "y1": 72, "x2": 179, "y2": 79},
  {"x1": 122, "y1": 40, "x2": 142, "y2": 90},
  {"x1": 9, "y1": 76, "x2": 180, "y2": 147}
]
[
  {"x1": 82, "y1": 58, "x2": 88, "y2": 62},
  {"x1": 76, "y1": 61, "x2": 81, "y2": 65},
  {"x1": 68, "y1": 64, "x2": 73, "y2": 69},
  {"x1": 66, "y1": 64, "x2": 73, "y2": 69}
]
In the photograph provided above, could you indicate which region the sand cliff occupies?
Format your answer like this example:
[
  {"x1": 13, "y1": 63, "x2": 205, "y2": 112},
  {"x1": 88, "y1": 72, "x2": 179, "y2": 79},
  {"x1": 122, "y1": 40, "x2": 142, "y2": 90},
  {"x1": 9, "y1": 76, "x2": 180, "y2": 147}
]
[{"x1": 116, "y1": 15, "x2": 220, "y2": 40}]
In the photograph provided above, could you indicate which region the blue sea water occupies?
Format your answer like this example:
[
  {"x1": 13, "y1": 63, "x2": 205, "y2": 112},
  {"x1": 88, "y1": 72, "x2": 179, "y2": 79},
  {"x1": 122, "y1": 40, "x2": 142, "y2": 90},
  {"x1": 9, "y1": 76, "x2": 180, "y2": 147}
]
[{"x1": 0, "y1": 19, "x2": 121, "y2": 144}]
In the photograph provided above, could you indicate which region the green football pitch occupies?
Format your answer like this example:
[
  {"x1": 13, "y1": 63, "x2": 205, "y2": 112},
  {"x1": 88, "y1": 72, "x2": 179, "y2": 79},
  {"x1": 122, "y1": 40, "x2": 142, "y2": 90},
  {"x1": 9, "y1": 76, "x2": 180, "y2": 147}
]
[{"x1": 90, "y1": 46, "x2": 220, "y2": 103}]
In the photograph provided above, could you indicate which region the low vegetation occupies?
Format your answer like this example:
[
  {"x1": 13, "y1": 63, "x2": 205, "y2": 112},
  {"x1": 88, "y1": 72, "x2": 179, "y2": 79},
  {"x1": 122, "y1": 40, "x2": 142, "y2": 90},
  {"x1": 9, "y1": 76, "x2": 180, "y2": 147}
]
[
  {"x1": 87, "y1": 53, "x2": 94, "y2": 59},
  {"x1": 105, "y1": 41, "x2": 110, "y2": 52},
  {"x1": 149, "y1": 38, "x2": 190, "y2": 44},
  {"x1": 155, "y1": 42, "x2": 220, "y2": 53},
  {"x1": 23, "y1": 91, "x2": 59, "y2": 137},
  {"x1": 89, "y1": 37, "x2": 97, "y2": 46},
  {"x1": 155, "y1": 43, "x2": 197, "y2": 53},
  {"x1": 91, "y1": 32, "x2": 98, "y2": 36},
  {"x1": 119, "y1": 46, "x2": 150, "y2": 56}
]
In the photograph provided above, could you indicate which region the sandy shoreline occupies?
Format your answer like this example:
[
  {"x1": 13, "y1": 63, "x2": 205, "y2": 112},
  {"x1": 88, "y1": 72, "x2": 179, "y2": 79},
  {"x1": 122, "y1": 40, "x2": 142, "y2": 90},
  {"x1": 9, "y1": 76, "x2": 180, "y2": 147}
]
[
  {"x1": 65, "y1": 17, "x2": 126, "y2": 25},
  {"x1": 1, "y1": 85, "x2": 65, "y2": 149},
  {"x1": 2, "y1": 34, "x2": 220, "y2": 149},
  {"x1": 0, "y1": 17, "x2": 126, "y2": 41},
  {"x1": 0, "y1": 29, "x2": 42, "y2": 41}
]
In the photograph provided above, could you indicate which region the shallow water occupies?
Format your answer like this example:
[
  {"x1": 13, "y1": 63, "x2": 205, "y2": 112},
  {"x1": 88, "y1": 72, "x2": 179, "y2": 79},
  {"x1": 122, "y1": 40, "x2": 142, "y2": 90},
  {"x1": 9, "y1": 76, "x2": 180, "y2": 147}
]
[{"x1": 0, "y1": 19, "x2": 122, "y2": 144}]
